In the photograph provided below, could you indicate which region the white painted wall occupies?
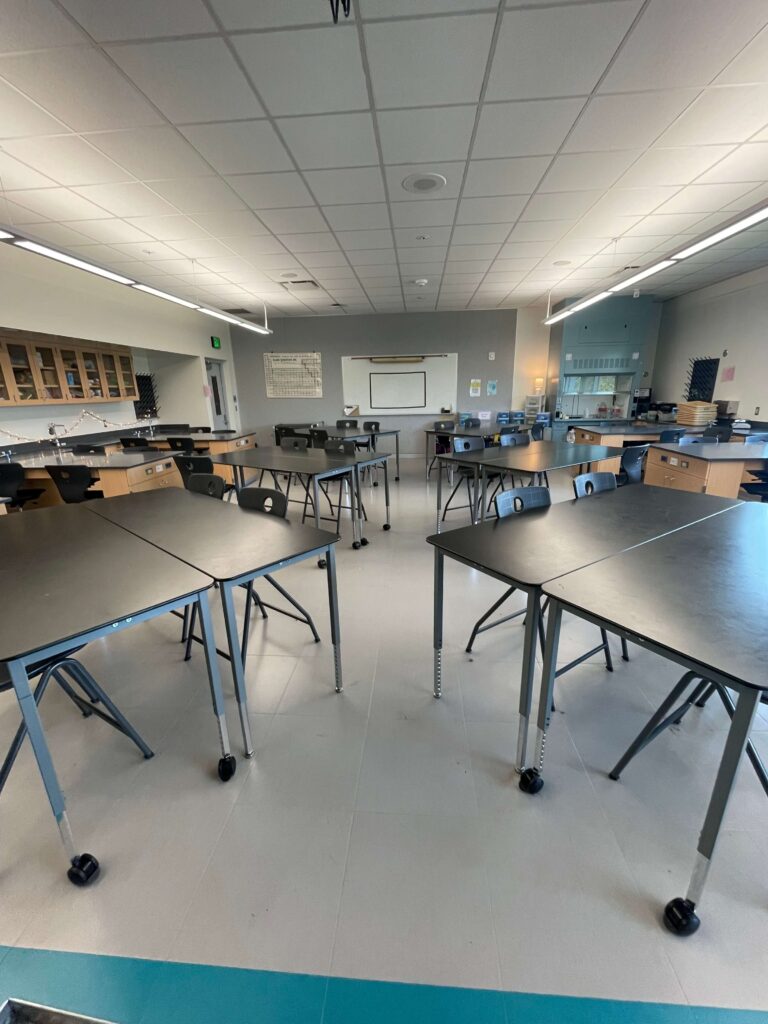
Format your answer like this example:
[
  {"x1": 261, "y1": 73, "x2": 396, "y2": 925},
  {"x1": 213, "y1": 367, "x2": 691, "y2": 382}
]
[
  {"x1": 654, "y1": 265, "x2": 768, "y2": 418},
  {"x1": 0, "y1": 243, "x2": 240, "y2": 441},
  {"x1": 512, "y1": 307, "x2": 550, "y2": 411}
]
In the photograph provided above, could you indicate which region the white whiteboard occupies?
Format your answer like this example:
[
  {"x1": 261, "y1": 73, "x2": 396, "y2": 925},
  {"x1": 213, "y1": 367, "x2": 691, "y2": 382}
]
[{"x1": 341, "y1": 353, "x2": 457, "y2": 415}]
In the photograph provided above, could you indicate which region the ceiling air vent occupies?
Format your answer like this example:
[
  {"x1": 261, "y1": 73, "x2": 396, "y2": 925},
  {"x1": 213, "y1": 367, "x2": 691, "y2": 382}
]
[
  {"x1": 223, "y1": 307, "x2": 251, "y2": 315},
  {"x1": 281, "y1": 280, "x2": 320, "y2": 292}
]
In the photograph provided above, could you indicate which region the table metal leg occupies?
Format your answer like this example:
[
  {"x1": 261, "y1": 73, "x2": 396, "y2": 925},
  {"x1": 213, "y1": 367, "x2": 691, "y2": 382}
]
[
  {"x1": 433, "y1": 548, "x2": 444, "y2": 698},
  {"x1": 219, "y1": 582, "x2": 255, "y2": 759},
  {"x1": 8, "y1": 658, "x2": 100, "y2": 885},
  {"x1": 351, "y1": 467, "x2": 365, "y2": 548},
  {"x1": 519, "y1": 597, "x2": 562, "y2": 794},
  {"x1": 196, "y1": 591, "x2": 237, "y2": 781},
  {"x1": 325, "y1": 544, "x2": 343, "y2": 693},
  {"x1": 472, "y1": 465, "x2": 480, "y2": 525},
  {"x1": 436, "y1": 460, "x2": 443, "y2": 533},
  {"x1": 395, "y1": 432, "x2": 400, "y2": 481},
  {"x1": 664, "y1": 686, "x2": 760, "y2": 936},
  {"x1": 515, "y1": 590, "x2": 542, "y2": 773},
  {"x1": 383, "y1": 458, "x2": 391, "y2": 530},
  {"x1": 480, "y1": 466, "x2": 488, "y2": 523},
  {"x1": 425, "y1": 433, "x2": 431, "y2": 479}
]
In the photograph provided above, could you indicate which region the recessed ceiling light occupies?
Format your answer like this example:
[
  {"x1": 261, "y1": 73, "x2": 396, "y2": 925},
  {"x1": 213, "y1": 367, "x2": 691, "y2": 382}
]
[{"x1": 402, "y1": 173, "x2": 447, "y2": 195}]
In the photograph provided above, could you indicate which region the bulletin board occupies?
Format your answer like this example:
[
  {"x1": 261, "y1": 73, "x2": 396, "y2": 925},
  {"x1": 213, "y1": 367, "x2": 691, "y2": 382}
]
[{"x1": 341, "y1": 353, "x2": 457, "y2": 415}]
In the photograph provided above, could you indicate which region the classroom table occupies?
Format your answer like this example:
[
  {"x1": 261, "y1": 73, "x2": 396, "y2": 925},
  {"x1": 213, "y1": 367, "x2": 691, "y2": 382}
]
[
  {"x1": 434, "y1": 441, "x2": 625, "y2": 530},
  {"x1": 88, "y1": 488, "x2": 342, "y2": 758},
  {"x1": 13, "y1": 450, "x2": 181, "y2": 505},
  {"x1": 211, "y1": 447, "x2": 392, "y2": 549},
  {"x1": 535, "y1": 501, "x2": 766, "y2": 936},
  {"x1": 645, "y1": 441, "x2": 768, "y2": 499},
  {"x1": 424, "y1": 425, "x2": 498, "y2": 479},
  {"x1": 0, "y1": 504, "x2": 232, "y2": 885},
  {"x1": 427, "y1": 486, "x2": 741, "y2": 774},
  {"x1": 326, "y1": 426, "x2": 401, "y2": 481}
]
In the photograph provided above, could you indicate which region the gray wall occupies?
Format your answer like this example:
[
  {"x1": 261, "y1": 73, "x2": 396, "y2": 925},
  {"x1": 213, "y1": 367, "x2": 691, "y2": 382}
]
[{"x1": 231, "y1": 310, "x2": 517, "y2": 454}]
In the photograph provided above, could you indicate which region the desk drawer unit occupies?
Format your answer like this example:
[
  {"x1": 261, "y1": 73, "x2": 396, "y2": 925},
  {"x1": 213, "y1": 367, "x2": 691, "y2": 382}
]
[{"x1": 126, "y1": 459, "x2": 182, "y2": 493}]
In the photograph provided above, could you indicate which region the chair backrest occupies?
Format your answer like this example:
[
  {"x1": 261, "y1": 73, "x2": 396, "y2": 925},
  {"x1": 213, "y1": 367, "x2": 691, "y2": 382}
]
[
  {"x1": 186, "y1": 473, "x2": 225, "y2": 499},
  {"x1": 464, "y1": 418, "x2": 481, "y2": 428},
  {"x1": 238, "y1": 486, "x2": 287, "y2": 518},
  {"x1": 324, "y1": 439, "x2": 356, "y2": 456},
  {"x1": 573, "y1": 471, "x2": 617, "y2": 498},
  {"x1": 530, "y1": 422, "x2": 545, "y2": 441},
  {"x1": 309, "y1": 427, "x2": 329, "y2": 448},
  {"x1": 433, "y1": 420, "x2": 455, "y2": 432},
  {"x1": 189, "y1": 426, "x2": 212, "y2": 433},
  {"x1": 704, "y1": 423, "x2": 732, "y2": 442},
  {"x1": 514, "y1": 431, "x2": 530, "y2": 446},
  {"x1": 659, "y1": 429, "x2": 685, "y2": 443},
  {"x1": 363, "y1": 420, "x2": 380, "y2": 431},
  {"x1": 0, "y1": 462, "x2": 25, "y2": 500},
  {"x1": 619, "y1": 444, "x2": 649, "y2": 483},
  {"x1": 499, "y1": 433, "x2": 518, "y2": 447},
  {"x1": 72, "y1": 443, "x2": 105, "y2": 455},
  {"x1": 173, "y1": 454, "x2": 213, "y2": 487},
  {"x1": 744, "y1": 433, "x2": 768, "y2": 444},
  {"x1": 495, "y1": 486, "x2": 551, "y2": 518},
  {"x1": 167, "y1": 436, "x2": 195, "y2": 452},
  {"x1": 336, "y1": 418, "x2": 358, "y2": 429},
  {"x1": 678, "y1": 435, "x2": 709, "y2": 446},
  {"x1": 120, "y1": 436, "x2": 149, "y2": 448},
  {"x1": 280, "y1": 435, "x2": 308, "y2": 451},
  {"x1": 45, "y1": 464, "x2": 98, "y2": 503},
  {"x1": 499, "y1": 425, "x2": 519, "y2": 436},
  {"x1": 452, "y1": 435, "x2": 483, "y2": 453}
]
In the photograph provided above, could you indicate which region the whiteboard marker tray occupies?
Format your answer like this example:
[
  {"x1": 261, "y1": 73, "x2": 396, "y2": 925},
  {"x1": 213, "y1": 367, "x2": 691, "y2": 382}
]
[{"x1": 0, "y1": 1000, "x2": 118, "y2": 1024}]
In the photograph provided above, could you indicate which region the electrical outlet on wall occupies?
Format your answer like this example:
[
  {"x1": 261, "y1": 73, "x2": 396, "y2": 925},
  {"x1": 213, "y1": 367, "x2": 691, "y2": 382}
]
[
  {"x1": 488, "y1": 351, "x2": 495, "y2": 361},
  {"x1": 755, "y1": 406, "x2": 761, "y2": 415}
]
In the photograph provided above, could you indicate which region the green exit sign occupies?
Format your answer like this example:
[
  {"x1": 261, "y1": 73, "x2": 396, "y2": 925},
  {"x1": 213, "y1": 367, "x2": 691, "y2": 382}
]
[{"x1": 210, "y1": 336, "x2": 221, "y2": 350}]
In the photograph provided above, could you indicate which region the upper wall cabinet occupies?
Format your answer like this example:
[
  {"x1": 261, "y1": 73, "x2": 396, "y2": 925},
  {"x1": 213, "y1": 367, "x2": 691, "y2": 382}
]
[{"x1": 0, "y1": 328, "x2": 137, "y2": 406}]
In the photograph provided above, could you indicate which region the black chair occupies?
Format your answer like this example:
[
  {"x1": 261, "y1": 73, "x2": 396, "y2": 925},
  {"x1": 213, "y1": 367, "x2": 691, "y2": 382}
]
[
  {"x1": 678, "y1": 436, "x2": 709, "y2": 446},
  {"x1": 72, "y1": 443, "x2": 105, "y2": 455},
  {"x1": 120, "y1": 436, "x2": 151, "y2": 448},
  {"x1": 189, "y1": 426, "x2": 212, "y2": 433},
  {"x1": 180, "y1": 486, "x2": 320, "y2": 661},
  {"x1": 741, "y1": 435, "x2": 768, "y2": 491},
  {"x1": 740, "y1": 482, "x2": 768, "y2": 502},
  {"x1": 659, "y1": 429, "x2": 685, "y2": 443},
  {"x1": 745, "y1": 433, "x2": 768, "y2": 444},
  {"x1": 572, "y1": 471, "x2": 617, "y2": 498},
  {"x1": 167, "y1": 436, "x2": 207, "y2": 454},
  {"x1": 0, "y1": 650, "x2": 153, "y2": 799},
  {"x1": 499, "y1": 433, "x2": 518, "y2": 447},
  {"x1": 704, "y1": 423, "x2": 732, "y2": 442},
  {"x1": 464, "y1": 418, "x2": 481, "y2": 428},
  {"x1": 0, "y1": 462, "x2": 45, "y2": 510},
  {"x1": 429, "y1": 420, "x2": 455, "y2": 477},
  {"x1": 309, "y1": 427, "x2": 329, "y2": 448},
  {"x1": 325, "y1": 439, "x2": 356, "y2": 456},
  {"x1": 499, "y1": 425, "x2": 519, "y2": 436},
  {"x1": 186, "y1": 473, "x2": 226, "y2": 499},
  {"x1": 280, "y1": 436, "x2": 308, "y2": 452},
  {"x1": 46, "y1": 465, "x2": 103, "y2": 503},
  {"x1": 442, "y1": 436, "x2": 506, "y2": 522},
  {"x1": 615, "y1": 444, "x2": 649, "y2": 487},
  {"x1": 530, "y1": 422, "x2": 545, "y2": 441},
  {"x1": 175, "y1": 455, "x2": 236, "y2": 501},
  {"x1": 336, "y1": 418, "x2": 358, "y2": 429}
]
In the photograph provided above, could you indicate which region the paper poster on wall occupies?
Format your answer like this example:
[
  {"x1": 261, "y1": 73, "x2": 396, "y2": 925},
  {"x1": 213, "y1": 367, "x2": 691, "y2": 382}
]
[
  {"x1": 478, "y1": 410, "x2": 491, "y2": 421},
  {"x1": 264, "y1": 351, "x2": 323, "y2": 398},
  {"x1": 721, "y1": 366, "x2": 735, "y2": 382},
  {"x1": 469, "y1": 378, "x2": 481, "y2": 397},
  {"x1": 486, "y1": 379, "x2": 497, "y2": 396}
]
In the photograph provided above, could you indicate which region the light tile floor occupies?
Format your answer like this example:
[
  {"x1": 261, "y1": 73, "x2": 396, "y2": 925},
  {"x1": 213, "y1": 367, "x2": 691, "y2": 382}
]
[{"x1": 0, "y1": 461, "x2": 766, "y2": 1014}]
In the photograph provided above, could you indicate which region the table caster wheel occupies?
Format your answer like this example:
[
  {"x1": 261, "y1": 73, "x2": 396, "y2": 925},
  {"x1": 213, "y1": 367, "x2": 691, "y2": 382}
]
[
  {"x1": 218, "y1": 754, "x2": 236, "y2": 782},
  {"x1": 318, "y1": 558, "x2": 327, "y2": 569},
  {"x1": 518, "y1": 768, "x2": 543, "y2": 794},
  {"x1": 663, "y1": 898, "x2": 700, "y2": 936},
  {"x1": 373, "y1": 481, "x2": 379, "y2": 487},
  {"x1": 68, "y1": 853, "x2": 99, "y2": 886},
  {"x1": 383, "y1": 523, "x2": 391, "y2": 531},
  {"x1": 352, "y1": 541, "x2": 361, "y2": 550},
  {"x1": 360, "y1": 537, "x2": 369, "y2": 546},
  {"x1": 395, "y1": 476, "x2": 400, "y2": 481}
]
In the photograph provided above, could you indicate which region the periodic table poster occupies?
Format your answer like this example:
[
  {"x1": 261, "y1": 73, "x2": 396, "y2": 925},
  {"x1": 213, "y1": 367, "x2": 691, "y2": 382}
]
[{"x1": 263, "y1": 351, "x2": 323, "y2": 398}]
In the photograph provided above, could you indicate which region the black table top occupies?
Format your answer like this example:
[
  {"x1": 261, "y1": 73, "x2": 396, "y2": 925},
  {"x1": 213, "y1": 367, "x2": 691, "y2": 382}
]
[
  {"x1": 88, "y1": 487, "x2": 338, "y2": 582},
  {"x1": 427, "y1": 485, "x2": 740, "y2": 588},
  {"x1": 652, "y1": 442, "x2": 768, "y2": 462},
  {"x1": 15, "y1": 450, "x2": 173, "y2": 471},
  {"x1": 424, "y1": 426, "x2": 496, "y2": 437},
  {"x1": 211, "y1": 446, "x2": 388, "y2": 474},
  {"x1": 543, "y1": 501, "x2": 768, "y2": 692},
  {"x1": 439, "y1": 441, "x2": 624, "y2": 473},
  {"x1": 0, "y1": 504, "x2": 212, "y2": 663},
  {"x1": 148, "y1": 429, "x2": 257, "y2": 443},
  {"x1": 326, "y1": 427, "x2": 400, "y2": 440}
]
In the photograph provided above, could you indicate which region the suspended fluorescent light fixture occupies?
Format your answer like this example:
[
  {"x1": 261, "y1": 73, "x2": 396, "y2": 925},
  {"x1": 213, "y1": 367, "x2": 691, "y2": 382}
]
[
  {"x1": 13, "y1": 239, "x2": 135, "y2": 284},
  {"x1": 132, "y1": 284, "x2": 198, "y2": 308},
  {"x1": 544, "y1": 306, "x2": 574, "y2": 326},
  {"x1": 0, "y1": 230, "x2": 14, "y2": 240},
  {"x1": 609, "y1": 259, "x2": 677, "y2": 292},
  {"x1": 197, "y1": 307, "x2": 243, "y2": 326},
  {"x1": 673, "y1": 205, "x2": 768, "y2": 260},
  {"x1": 544, "y1": 290, "x2": 612, "y2": 326},
  {"x1": 238, "y1": 321, "x2": 271, "y2": 335}
]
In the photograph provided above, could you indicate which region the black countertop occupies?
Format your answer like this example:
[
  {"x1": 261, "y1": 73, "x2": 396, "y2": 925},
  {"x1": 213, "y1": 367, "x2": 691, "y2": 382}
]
[
  {"x1": 651, "y1": 442, "x2": 768, "y2": 462},
  {"x1": 438, "y1": 441, "x2": 624, "y2": 473},
  {"x1": 13, "y1": 450, "x2": 174, "y2": 471}
]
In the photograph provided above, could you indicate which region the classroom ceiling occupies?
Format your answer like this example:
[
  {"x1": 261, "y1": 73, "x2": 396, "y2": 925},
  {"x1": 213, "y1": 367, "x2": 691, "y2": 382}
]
[{"x1": 1, "y1": 0, "x2": 768, "y2": 319}]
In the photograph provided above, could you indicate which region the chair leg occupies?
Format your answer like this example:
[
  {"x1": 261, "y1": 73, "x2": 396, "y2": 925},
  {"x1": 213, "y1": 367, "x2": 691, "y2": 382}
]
[
  {"x1": 180, "y1": 604, "x2": 190, "y2": 643},
  {"x1": 62, "y1": 662, "x2": 153, "y2": 760},
  {"x1": 0, "y1": 669, "x2": 55, "y2": 796},
  {"x1": 600, "y1": 628, "x2": 614, "y2": 672},
  {"x1": 620, "y1": 636, "x2": 629, "y2": 661},
  {"x1": 465, "y1": 586, "x2": 520, "y2": 652},
  {"x1": 184, "y1": 602, "x2": 198, "y2": 661},
  {"x1": 262, "y1": 576, "x2": 321, "y2": 642},
  {"x1": 695, "y1": 683, "x2": 717, "y2": 708}
]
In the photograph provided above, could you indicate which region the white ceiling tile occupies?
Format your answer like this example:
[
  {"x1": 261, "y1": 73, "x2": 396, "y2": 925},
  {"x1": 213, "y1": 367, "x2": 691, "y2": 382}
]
[
  {"x1": 384, "y1": 162, "x2": 465, "y2": 202},
  {"x1": 209, "y1": 0, "x2": 345, "y2": 29},
  {"x1": 123, "y1": 215, "x2": 210, "y2": 240},
  {"x1": 191, "y1": 210, "x2": 268, "y2": 236},
  {"x1": 539, "y1": 150, "x2": 642, "y2": 193},
  {"x1": 659, "y1": 85, "x2": 768, "y2": 146},
  {"x1": 323, "y1": 204, "x2": 390, "y2": 231},
  {"x1": 696, "y1": 143, "x2": 768, "y2": 184},
  {"x1": 365, "y1": 14, "x2": 495, "y2": 108},
  {"x1": 451, "y1": 223, "x2": 513, "y2": 244},
  {"x1": 23, "y1": 222, "x2": 94, "y2": 247},
  {"x1": 234, "y1": 26, "x2": 367, "y2": 116},
  {"x1": 378, "y1": 106, "x2": 476, "y2": 163},
  {"x1": 72, "y1": 181, "x2": 178, "y2": 217},
  {"x1": 497, "y1": 240, "x2": 553, "y2": 259},
  {"x1": 86, "y1": 126, "x2": 213, "y2": 180},
  {"x1": 394, "y1": 226, "x2": 452, "y2": 247},
  {"x1": 616, "y1": 145, "x2": 737, "y2": 187},
  {"x1": 64, "y1": 218, "x2": 155, "y2": 243},
  {"x1": 456, "y1": 195, "x2": 527, "y2": 223},
  {"x1": 398, "y1": 246, "x2": 446, "y2": 262},
  {"x1": 522, "y1": 190, "x2": 601, "y2": 220},
  {"x1": 653, "y1": 182, "x2": 758, "y2": 215},
  {"x1": 443, "y1": 260, "x2": 491, "y2": 273},
  {"x1": 0, "y1": 149, "x2": 55, "y2": 188},
  {"x1": 473, "y1": 99, "x2": 584, "y2": 158},
  {"x1": 0, "y1": 79, "x2": 66, "y2": 137},
  {"x1": 564, "y1": 90, "x2": 698, "y2": 153},
  {"x1": 0, "y1": 47, "x2": 162, "y2": 132},
  {"x1": 391, "y1": 200, "x2": 457, "y2": 228},
  {"x1": 399, "y1": 263, "x2": 444, "y2": 277},
  {"x1": 2, "y1": 135, "x2": 131, "y2": 186},
  {"x1": 224, "y1": 172, "x2": 311, "y2": 209},
  {"x1": 304, "y1": 166, "x2": 385, "y2": 205},
  {"x1": 110, "y1": 240, "x2": 183, "y2": 261},
  {"x1": 627, "y1": 212, "x2": 708, "y2": 236},
  {"x1": 363, "y1": 0, "x2": 493, "y2": 16},
  {"x1": 108, "y1": 38, "x2": 263, "y2": 123},
  {"x1": 601, "y1": 0, "x2": 768, "y2": 92},
  {"x1": 221, "y1": 235, "x2": 290, "y2": 257},
  {"x1": 489, "y1": 3, "x2": 640, "y2": 102},
  {"x1": 491, "y1": 257, "x2": 540, "y2": 272},
  {"x1": 179, "y1": 121, "x2": 291, "y2": 176},
  {"x1": 161, "y1": 237, "x2": 234, "y2": 259},
  {"x1": 587, "y1": 186, "x2": 680, "y2": 217},
  {"x1": 447, "y1": 243, "x2": 499, "y2": 261},
  {"x1": 4, "y1": 187, "x2": 113, "y2": 221},
  {"x1": 716, "y1": 24, "x2": 768, "y2": 85},
  {"x1": 463, "y1": 157, "x2": 548, "y2": 197},
  {"x1": 66, "y1": 242, "x2": 129, "y2": 263},
  {"x1": 276, "y1": 231, "x2": 339, "y2": 253},
  {"x1": 337, "y1": 228, "x2": 393, "y2": 250},
  {"x1": 347, "y1": 249, "x2": 396, "y2": 265},
  {"x1": 304, "y1": 251, "x2": 350, "y2": 268},
  {"x1": 508, "y1": 219, "x2": 574, "y2": 242},
  {"x1": 256, "y1": 207, "x2": 326, "y2": 234},
  {"x1": 276, "y1": 113, "x2": 377, "y2": 170},
  {"x1": 0, "y1": 0, "x2": 86, "y2": 50},
  {"x1": 60, "y1": 0, "x2": 217, "y2": 40},
  {"x1": 566, "y1": 212, "x2": 643, "y2": 238}
]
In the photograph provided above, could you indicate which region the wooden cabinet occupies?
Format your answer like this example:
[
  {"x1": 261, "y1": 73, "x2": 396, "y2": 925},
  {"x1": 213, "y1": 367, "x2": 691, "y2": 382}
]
[{"x1": 0, "y1": 328, "x2": 137, "y2": 406}]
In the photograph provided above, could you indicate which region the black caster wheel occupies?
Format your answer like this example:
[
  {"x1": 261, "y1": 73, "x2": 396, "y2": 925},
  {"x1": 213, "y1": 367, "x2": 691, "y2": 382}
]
[
  {"x1": 518, "y1": 768, "x2": 544, "y2": 794},
  {"x1": 373, "y1": 481, "x2": 379, "y2": 487},
  {"x1": 663, "y1": 898, "x2": 700, "y2": 936},
  {"x1": 352, "y1": 541, "x2": 361, "y2": 550},
  {"x1": 318, "y1": 558, "x2": 327, "y2": 569},
  {"x1": 395, "y1": 476, "x2": 400, "y2": 481},
  {"x1": 360, "y1": 537, "x2": 369, "y2": 546},
  {"x1": 67, "y1": 853, "x2": 100, "y2": 886},
  {"x1": 217, "y1": 754, "x2": 237, "y2": 782},
  {"x1": 383, "y1": 523, "x2": 391, "y2": 531}
]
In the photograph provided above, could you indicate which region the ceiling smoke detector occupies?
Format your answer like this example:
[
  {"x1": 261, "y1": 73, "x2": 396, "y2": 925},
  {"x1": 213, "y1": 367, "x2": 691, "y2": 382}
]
[
  {"x1": 401, "y1": 172, "x2": 447, "y2": 195},
  {"x1": 412, "y1": 278, "x2": 429, "y2": 287},
  {"x1": 280, "y1": 271, "x2": 299, "y2": 279}
]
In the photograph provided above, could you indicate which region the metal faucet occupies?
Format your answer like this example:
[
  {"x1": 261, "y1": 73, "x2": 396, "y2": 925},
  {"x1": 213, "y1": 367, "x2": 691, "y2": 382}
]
[{"x1": 48, "y1": 423, "x2": 66, "y2": 449}]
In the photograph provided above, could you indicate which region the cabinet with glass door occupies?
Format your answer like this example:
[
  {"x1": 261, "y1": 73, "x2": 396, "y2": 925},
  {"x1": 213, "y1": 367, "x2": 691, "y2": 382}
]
[
  {"x1": 0, "y1": 343, "x2": 18, "y2": 404},
  {"x1": 59, "y1": 348, "x2": 86, "y2": 401},
  {"x1": 118, "y1": 352, "x2": 137, "y2": 398},
  {"x1": 33, "y1": 344, "x2": 65, "y2": 401},
  {"x1": 6, "y1": 342, "x2": 40, "y2": 402},
  {"x1": 99, "y1": 352, "x2": 122, "y2": 398},
  {"x1": 80, "y1": 348, "x2": 107, "y2": 400}
]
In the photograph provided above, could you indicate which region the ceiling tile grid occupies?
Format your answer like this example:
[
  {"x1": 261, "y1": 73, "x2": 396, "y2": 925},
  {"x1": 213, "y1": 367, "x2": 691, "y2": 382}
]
[{"x1": 0, "y1": 0, "x2": 765, "y2": 317}]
